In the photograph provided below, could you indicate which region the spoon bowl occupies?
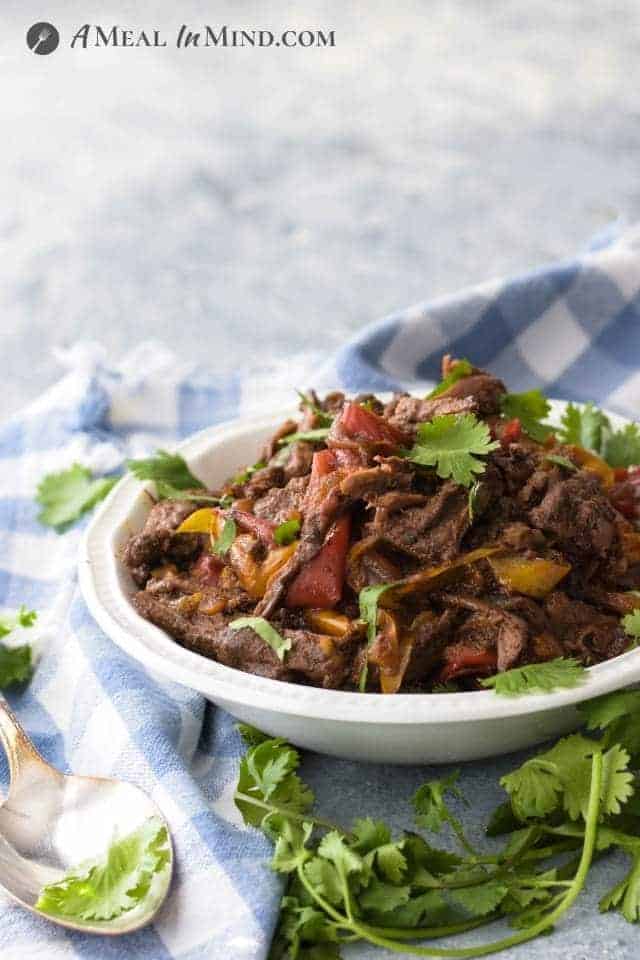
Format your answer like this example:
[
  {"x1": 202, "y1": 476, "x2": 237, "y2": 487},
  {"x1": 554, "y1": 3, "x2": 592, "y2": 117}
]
[{"x1": 0, "y1": 700, "x2": 173, "y2": 934}]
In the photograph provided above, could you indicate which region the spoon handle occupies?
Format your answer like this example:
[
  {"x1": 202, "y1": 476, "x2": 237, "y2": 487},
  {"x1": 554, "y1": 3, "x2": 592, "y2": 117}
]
[{"x1": 0, "y1": 699, "x2": 44, "y2": 783}]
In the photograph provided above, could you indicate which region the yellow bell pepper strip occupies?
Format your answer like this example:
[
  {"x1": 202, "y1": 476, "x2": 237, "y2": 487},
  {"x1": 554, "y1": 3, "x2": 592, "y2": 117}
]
[
  {"x1": 176, "y1": 507, "x2": 218, "y2": 534},
  {"x1": 566, "y1": 444, "x2": 614, "y2": 487},
  {"x1": 229, "y1": 536, "x2": 298, "y2": 599},
  {"x1": 304, "y1": 609, "x2": 352, "y2": 637},
  {"x1": 488, "y1": 555, "x2": 571, "y2": 599},
  {"x1": 366, "y1": 610, "x2": 412, "y2": 694},
  {"x1": 381, "y1": 545, "x2": 502, "y2": 606}
]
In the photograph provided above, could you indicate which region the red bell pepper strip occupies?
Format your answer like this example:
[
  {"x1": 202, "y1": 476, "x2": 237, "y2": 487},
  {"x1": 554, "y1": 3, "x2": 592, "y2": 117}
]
[
  {"x1": 500, "y1": 417, "x2": 521, "y2": 449},
  {"x1": 436, "y1": 648, "x2": 498, "y2": 684},
  {"x1": 339, "y1": 402, "x2": 406, "y2": 447},
  {"x1": 232, "y1": 510, "x2": 276, "y2": 546},
  {"x1": 285, "y1": 514, "x2": 351, "y2": 609}
]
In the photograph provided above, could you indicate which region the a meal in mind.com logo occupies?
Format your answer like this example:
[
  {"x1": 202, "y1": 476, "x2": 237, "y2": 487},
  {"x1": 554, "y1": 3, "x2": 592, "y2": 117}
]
[{"x1": 26, "y1": 22, "x2": 60, "y2": 55}]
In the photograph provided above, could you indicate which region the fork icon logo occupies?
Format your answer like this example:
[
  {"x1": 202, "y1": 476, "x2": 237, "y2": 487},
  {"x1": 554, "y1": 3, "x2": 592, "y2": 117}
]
[{"x1": 26, "y1": 22, "x2": 59, "y2": 54}]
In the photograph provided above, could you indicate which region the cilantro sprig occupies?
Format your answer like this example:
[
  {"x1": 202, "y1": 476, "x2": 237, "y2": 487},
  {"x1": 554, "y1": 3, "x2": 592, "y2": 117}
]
[
  {"x1": 427, "y1": 359, "x2": 473, "y2": 399},
  {"x1": 499, "y1": 390, "x2": 554, "y2": 443},
  {"x1": 212, "y1": 517, "x2": 236, "y2": 556},
  {"x1": 274, "y1": 518, "x2": 301, "y2": 545},
  {"x1": 358, "y1": 582, "x2": 400, "y2": 691},
  {"x1": 557, "y1": 402, "x2": 640, "y2": 468},
  {"x1": 36, "y1": 816, "x2": 170, "y2": 922},
  {"x1": 235, "y1": 688, "x2": 640, "y2": 959},
  {"x1": 0, "y1": 607, "x2": 37, "y2": 689},
  {"x1": 36, "y1": 465, "x2": 118, "y2": 531},
  {"x1": 229, "y1": 617, "x2": 292, "y2": 661},
  {"x1": 127, "y1": 450, "x2": 203, "y2": 492},
  {"x1": 481, "y1": 657, "x2": 586, "y2": 697},
  {"x1": 407, "y1": 413, "x2": 500, "y2": 487}
]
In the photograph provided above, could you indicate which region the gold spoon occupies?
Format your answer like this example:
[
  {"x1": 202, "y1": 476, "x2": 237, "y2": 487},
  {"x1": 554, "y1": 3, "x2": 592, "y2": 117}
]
[{"x1": 0, "y1": 699, "x2": 173, "y2": 934}]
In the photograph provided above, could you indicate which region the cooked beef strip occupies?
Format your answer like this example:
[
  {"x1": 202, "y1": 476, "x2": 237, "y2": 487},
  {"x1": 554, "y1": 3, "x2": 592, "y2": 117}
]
[
  {"x1": 132, "y1": 592, "x2": 355, "y2": 687},
  {"x1": 402, "y1": 609, "x2": 458, "y2": 685},
  {"x1": 436, "y1": 593, "x2": 529, "y2": 671},
  {"x1": 529, "y1": 470, "x2": 620, "y2": 561},
  {"x1": 283, "y1": 441, "x2": 315, "y2": 479},
  {"x1": 384, "y1": 394, "x2": 476, "y2": 436},
  {"x1": 253, "y1": 476, "x2": 309, "y2": 524},
  {"x1": 122, "y1": 498, "x2": 202, "y2": 586},
  {"x1": 369, "y1": 480, "x2": 471, "y2": 563},
  {"x1": 261, "y1": 419, "x2": 297, "y2": 462},
  {"x1": 544, "y1": 591, "x2": 628, "y2": 663}
]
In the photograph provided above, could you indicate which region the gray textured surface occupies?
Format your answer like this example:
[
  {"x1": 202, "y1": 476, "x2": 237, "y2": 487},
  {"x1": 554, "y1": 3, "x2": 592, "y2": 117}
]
[{"x1": 3, "y1": 1, "x2": 640, "y2": 415}]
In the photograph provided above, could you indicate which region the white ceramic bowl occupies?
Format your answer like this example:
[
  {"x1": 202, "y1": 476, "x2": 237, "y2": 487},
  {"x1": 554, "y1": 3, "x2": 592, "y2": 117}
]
[{"x1": 79, "y1": 400, "x2": 640, "y2": 764}]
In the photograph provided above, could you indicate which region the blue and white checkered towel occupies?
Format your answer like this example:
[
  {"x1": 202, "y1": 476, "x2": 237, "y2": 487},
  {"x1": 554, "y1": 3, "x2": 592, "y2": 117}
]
[{"x1": 2, "y1": 229, "x2": 640, "y2": 960}]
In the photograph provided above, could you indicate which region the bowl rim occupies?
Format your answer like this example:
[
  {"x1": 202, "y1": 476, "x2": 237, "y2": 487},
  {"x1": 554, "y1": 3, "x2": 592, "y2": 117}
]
[{"x1": 79, "y1": 398, "x2": 640, "y2": 726}]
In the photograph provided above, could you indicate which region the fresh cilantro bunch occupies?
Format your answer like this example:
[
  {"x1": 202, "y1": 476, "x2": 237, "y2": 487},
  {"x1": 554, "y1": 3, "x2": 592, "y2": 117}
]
[
  {"x1": 0, "y1": 606, "x2": 37, "y2": 689},
  {"x1": 236, "y1": 689, "x2": 640, "y2": 959},
  {"x1": 408, "y1": 414, "x2": 500, "y2": 487}
]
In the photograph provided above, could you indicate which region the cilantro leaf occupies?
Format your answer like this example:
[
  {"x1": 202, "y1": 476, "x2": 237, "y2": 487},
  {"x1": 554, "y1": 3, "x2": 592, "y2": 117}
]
[
  {"x1": 359, "y1": 877, "x2": 411, "y2": 913},
  {"x1": 357, "y1": 581, "x2": 401, "y2": 691},
  {"x1": 544, "y1": 454, "x2": 577, "y2": 472},
  {"x1": 600, "y1": 851, "x2": 640, "y2": 922},
  {"x1": 427, "y1": 359, "x2": 473, "y2": 399},
  {"x1": 413, "y1": 771, "x2": 464, "y2": 834},
  {"x1": 500, "y1": 390, "x2": 554, "y2": 443},
  {"x1": 622, "y1": 610, "x2": 640, "y2": 648},
  {"x1": 480, "y1": 658, "x2": 586, "y2": 697},
  {"x1": 317, "y1": 831, "x2": 363, "y2": 878},
  {"x1": 0, "y1": 606, "x2": 37, "y2": 639},
  {"x1": 558, "y1": 402, "x2": 610, "y2": 453},
  {"x1": 304, "y1": 857, "x2": 344, "y2": 906},
  {"x1": 579, "y1": 689, "x2": 640, "y2": 738},
  {"x1": 351, "y1": 818, "x2": 391, "y2": 854},
  {"x1": 0, "y1": 645, "x2": 33, "y2": 689},
  {"x1": 36, "y1": 817, "x2": 170, "y2": 921},
  {"x1": 154, "y1": 482, "x2": 222, "y2": 504},
  {"x1": 296, "y1": 391, "x2": 334, "y2": 428},
  {"x1": 212, "y1": 517, "x2": 236, "y2": 556},
  {"x1": 278, "y1": 428, "x2": 331, "y2": 446},
  {"x1": 0, "y1": 606, "x2": 37, "y2": 689},
  {"x1": 235, "y1": 722, "x2": 271, "y2": 747},
  {"x1": 36, "y1": 464, "x2": 118, "y2": 530},
  {"x1": 126, "y1": 450, "x2": 203, "y2": 490},
  {"x1": 407, "y1": 414, "x2": 500, "y2": 487},
  {"x1": 232, "y1": 460, "x2": 267, "y2": 485},
  {"x1": 274, "y1": 518, "x2": 301, "y2": 545},
  {"x1": 229, "y1": 616, "x2": 291, "y2": 661},
  {"x1": 502, "y1": 734, "x2": 634, "y2": 822},
  {"x1": 448, "y1": 879, "x2": 509, "y2": 917},
  {"x1": 235, "y1": 737, "x2": 313, "y2": 828},
  {"x1": 603, "y1": 423, "x2": 640, "y2": 468}
]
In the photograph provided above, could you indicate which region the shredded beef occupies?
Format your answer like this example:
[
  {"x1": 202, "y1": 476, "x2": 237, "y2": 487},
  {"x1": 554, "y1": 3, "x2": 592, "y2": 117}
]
[
  {"x1": 124, "y1": 357, "x2": 638, "y2": 692},
  {"x1": 369, "y1": 481, "x2": 471, "y2": 563},
  {"x1": 530, "y1": 470, "x2": 619, "y2": 561},
  {"x1": 122, "y1": 499, "x2": 203, "y2": 586},
  {"x1": 253, "y1": 476, "x2": 309, "y2": 524}
]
